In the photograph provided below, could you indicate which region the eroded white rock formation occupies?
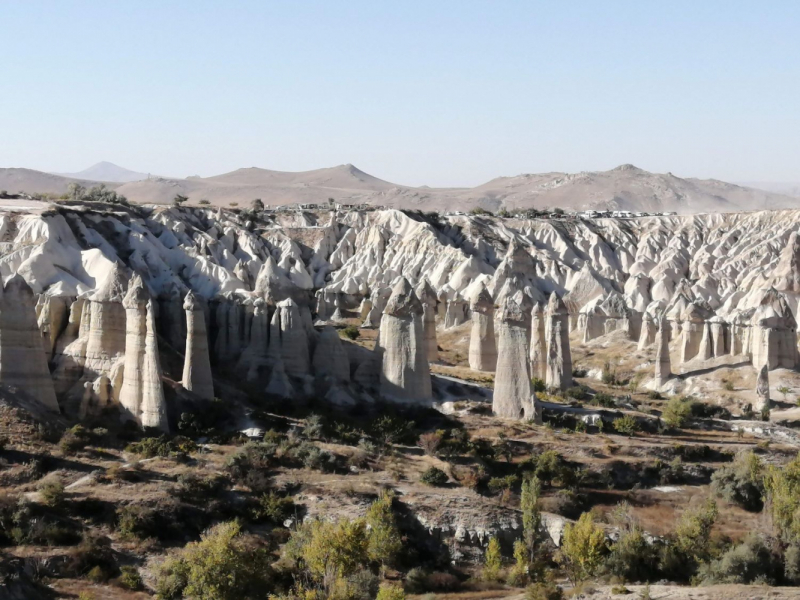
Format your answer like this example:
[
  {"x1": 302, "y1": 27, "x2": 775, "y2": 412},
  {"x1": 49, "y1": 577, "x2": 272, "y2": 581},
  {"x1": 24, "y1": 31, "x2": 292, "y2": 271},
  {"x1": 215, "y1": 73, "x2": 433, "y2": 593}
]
[
  {"x1": 0, "y1": 275, "x2": 60, "y2": 411},
  {"x1": 545, "y1": 293, "x2": 572, "y2": 390},
  {"x1": 415, "y1": 280, "x2": 439, "y2": 362},
  {"x1": 468, "y1": 284, "x2": 496, "y2": 372},
  {"x1": 494, "y1": 292, "x2": 538, "y2": 421},
  {"x1": 182, "y1": 292, "x2": 214, "y2": 400},
  {"x1": 119, "y1": 276, "x2": 168, "y2": 431},
  {"x1": 654, "y1": 317, "x2": 671, "y2": 388},
  {"x1": 312, "y1": 326, "x2": 350, "y2": 382},
  {"x1": 378, "y1": 278, "x2": 431, "y2": 403}
]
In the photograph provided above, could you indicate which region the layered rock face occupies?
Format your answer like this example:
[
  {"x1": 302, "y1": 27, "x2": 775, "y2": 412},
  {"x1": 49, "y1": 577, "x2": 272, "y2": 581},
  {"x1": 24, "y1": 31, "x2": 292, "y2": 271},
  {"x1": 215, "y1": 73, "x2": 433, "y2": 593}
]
[
  {"x1": 119, "y1": 276, "x2": 168, "y2": 431},
  {"x1": 378, "y1": 278, "x2": 432, "y2": 403},
  {"x1": 545, "y1": 293, "x2": 572, "y2": 390},
  {"x1": 0, "y1": 276, "x2": 60, "y2": 411},
  {"x1": 493, "y1": 292, "x2": 538, "y2": 421},
  {"x1": 182, "y1": 292, "x2": 214, "y2": 400},
  {"x1": 468, "y1": 284, "x2": 496, "y2": 372}
]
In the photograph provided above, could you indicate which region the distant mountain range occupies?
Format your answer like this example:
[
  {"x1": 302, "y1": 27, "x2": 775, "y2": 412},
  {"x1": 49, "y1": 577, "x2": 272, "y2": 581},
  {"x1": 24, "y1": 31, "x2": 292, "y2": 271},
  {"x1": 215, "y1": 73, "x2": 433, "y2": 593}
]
[
  {"x1": 1, "y1": 162, "x2": 798, "y2": 214},
  {"x1": 54, "y1": 161, "x2": 153, "y2": 183}
]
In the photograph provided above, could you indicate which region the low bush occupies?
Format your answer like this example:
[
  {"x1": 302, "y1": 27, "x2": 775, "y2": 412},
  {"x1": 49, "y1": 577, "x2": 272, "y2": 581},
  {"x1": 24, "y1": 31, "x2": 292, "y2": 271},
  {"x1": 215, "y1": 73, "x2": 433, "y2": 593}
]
[
  {"x1": 225, "y1": 442, "x2": 277, "y2": 492},
  {"x1": 59, "y1": 425, "x2": 93, "y2": 454},
  {"x1": 420, "y1": 467, "x2": 449, "y2": 486},
  {"x1": 341, "y1": 325, "x2": 361, "y2": 340},
  {"x1": 591, "y1": 392, "x2": 615, "y2": 408},
  {"x1": 176, "y1": 473, "x2": 228, "y2": 503},
  {"x1": 251, "y1": 492, "x2": 295, "y2": 524},
  {"x1": 698, "y1": 533, "x2": 782, "y2": 585},
  {"x1": 125, "y1": 435, "x2": 197, "y2": 459},
  {"x1": 37, "y1": 476, "x2": 66, "y2": 508},
  {"x1": 612, "y1": 415, "x2": 640, "y2": 436},
  {"x1": 711, "y1": 450, "x2": 764, "y2": 511},
  {"x1": 118, "y1": 565, "x2": 143, "y2": 590},
  {"x1": 566, "y1": 386, "x2": 587, "y2": 400}
]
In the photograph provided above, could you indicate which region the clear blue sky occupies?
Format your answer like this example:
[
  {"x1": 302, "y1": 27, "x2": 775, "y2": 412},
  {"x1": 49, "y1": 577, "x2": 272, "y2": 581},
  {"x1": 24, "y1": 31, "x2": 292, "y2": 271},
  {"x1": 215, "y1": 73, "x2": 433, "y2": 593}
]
[{"x1": 2, "y1": 1, "x2": 799, "y2": 186}]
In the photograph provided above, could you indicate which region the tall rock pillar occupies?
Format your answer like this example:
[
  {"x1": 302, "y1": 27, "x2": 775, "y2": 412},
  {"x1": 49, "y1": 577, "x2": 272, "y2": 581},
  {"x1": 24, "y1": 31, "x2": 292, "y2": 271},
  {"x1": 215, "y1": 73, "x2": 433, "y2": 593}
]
[
  {"x1": 182, "y1": 292, "x2": 214, "y2": 400},
  {"x1": 494, "y1": 293, "x2": 538, "y2": 422},
  {"x1": 468, "y1": 284, "x2": 496, "y2": 372},
  {"x1": 545, "y1": 293, "x2": 572, "y2": 390},
  {"x1": 0, "y1": 275, "x2": 60, "y2": 412},
  {"x1": 378, "y1": 278, "x2": 432, "y2": 403}
]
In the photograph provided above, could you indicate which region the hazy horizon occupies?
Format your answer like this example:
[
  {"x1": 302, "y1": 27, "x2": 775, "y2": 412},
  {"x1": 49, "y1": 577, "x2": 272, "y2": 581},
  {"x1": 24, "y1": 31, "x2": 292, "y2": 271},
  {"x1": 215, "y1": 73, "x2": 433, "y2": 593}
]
[{"x1": 3, "y1": 1, "x2": 799, "y2": 187}]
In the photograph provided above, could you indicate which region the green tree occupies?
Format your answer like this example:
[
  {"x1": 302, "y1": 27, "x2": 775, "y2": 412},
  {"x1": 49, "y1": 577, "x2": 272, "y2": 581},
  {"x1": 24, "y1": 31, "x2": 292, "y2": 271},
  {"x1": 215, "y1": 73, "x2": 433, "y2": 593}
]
[
  {"x1": 508, "y1": 539, "x2": 529, "y2": 586},
  {"x1": 484, "y1": 537, "x2": 503, "y2": 581},
  {"x1": 155, "y1": 521, "x2": 272, "y2": 600},
  {"x1": 674, "y1": 498, "x2": 718, "y2": 565},
  {"x1": 662, "y1": 396, "x2": 693, "y2": 428},
  {"x1": 365, "y1": 491, "x2": 402, "y2": 567},
  {"x1": 765, "y1": 454, "x2": 800, "y2": 543},
  {"x1": 521, "y1": 475, "x2": 543, "y2": 563},
  {"x1": 558, "y1": 512, "x2": 606, "y2": 584},
  {"x1": 284, "y1": 518, "x2": 370, "y2": 595}
]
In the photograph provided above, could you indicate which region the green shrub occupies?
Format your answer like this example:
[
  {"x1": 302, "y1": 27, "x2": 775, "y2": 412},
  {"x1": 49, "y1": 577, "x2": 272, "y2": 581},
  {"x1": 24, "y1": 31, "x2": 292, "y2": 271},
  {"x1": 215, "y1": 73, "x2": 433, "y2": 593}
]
[
  {"x1": 341, "y1": 325, "x2": 360, "y2": 340},
  {"x1": 404, "y1": 567, "x2": 429, "y2": 593},
  {"x1": 710, "y1": 450, "x2": 764, "y2": 511},
  {"x1": 488, "y1": 474, "x2": 518, "y2": 494},
  {"x1": 698, "y1": 533, "x2": 781, "y2": 585},
  {"x1": 125, "y1": 435, "x2": 197, "y2": 458},
  {"x1": 118, "y1": 565, "x2": 143, "y2": 590},
  {"x1": 532, "y1": 378, "x2": 547, "y2": 393},
  {"x1": 252, "y1": 492, "x2": 295, "y2": 525},
  {"x1": 606, "y1": 526, "x2": 658, "y2": 583},
  {"x1": 376, "y1": 584, "x2": 406, "y2": 600},
  {"x1": 59, "y1": 425, "x2": 93, "y2": 454},
  {"x1": 38, "y1": 477, "x2": 65, "y2": 508},
  {"x1": 591, "y1": 392, "x2": 615, "y2": 408},
  {"x1": 225, "y1": 442, "x2": 277, "y2": 492},
  {"x1": 566, "y1": 386, "x2": 587, "y2": 400},
  {"x1": 613, "y1": 415, "x2": 640, "y2": 436},
  {"x1": 176, "y1": 473, "x2": 228, "y2": 503},
  {"x1": 303, "y1": 413, "x2": 326, "y2": 439},
  {"x1": 525, "y1": 580, "x2": 564, "y2": 600},
  {"x1": 420, "y1": 467, "x2": 449, "y2": 486}
]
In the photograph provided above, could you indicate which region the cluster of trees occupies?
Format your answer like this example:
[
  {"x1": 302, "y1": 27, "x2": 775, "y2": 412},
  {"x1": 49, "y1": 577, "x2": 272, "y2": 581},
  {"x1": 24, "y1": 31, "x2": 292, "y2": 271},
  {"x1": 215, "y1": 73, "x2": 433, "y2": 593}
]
[
  {"x1": 65, "y1": 183, "x2": 129, "y2": 205},
  {"x1": 154, "y1": 491, "x2": 404, "y2": 600},
  {"x1": 469, "y1": 450, "x2": 800, "y2": 591}
]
